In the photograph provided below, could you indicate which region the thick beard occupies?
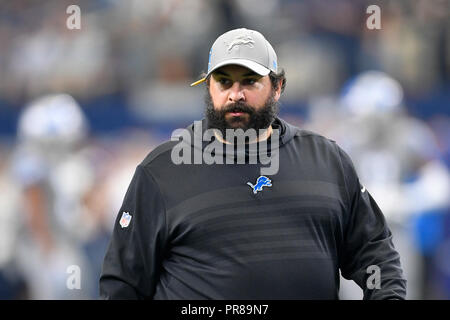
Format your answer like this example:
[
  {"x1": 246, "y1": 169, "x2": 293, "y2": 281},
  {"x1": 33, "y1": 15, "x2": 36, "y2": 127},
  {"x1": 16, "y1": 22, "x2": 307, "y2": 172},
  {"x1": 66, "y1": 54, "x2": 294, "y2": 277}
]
[{"x1": 204, "y1": 88, "x2": 279, "y2": 138}]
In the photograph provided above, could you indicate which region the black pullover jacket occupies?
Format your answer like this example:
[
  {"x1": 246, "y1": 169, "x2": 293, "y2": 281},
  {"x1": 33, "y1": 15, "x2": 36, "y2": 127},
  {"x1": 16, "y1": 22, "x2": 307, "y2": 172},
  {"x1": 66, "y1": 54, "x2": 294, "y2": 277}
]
[{"x1": 100, "y1": 117, "x2": 406, "y2": 299}]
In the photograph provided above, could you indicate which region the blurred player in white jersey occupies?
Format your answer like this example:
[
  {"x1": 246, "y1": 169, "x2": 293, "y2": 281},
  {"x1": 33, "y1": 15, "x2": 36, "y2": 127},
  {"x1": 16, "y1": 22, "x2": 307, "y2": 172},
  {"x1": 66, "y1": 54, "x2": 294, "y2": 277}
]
[
  {"x1": 11, "y1": 94, "x2": 101, "y2": 299},
  {"x1": 308, "y1": 71, "x2": 449, "y2": 299}
]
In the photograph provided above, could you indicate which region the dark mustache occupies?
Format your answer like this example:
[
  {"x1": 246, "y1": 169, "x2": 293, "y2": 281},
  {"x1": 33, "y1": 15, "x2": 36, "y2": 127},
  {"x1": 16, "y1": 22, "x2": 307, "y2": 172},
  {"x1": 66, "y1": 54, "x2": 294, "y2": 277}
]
[{"x1": 223, "y1": 102, "x2": 255, "y2": 114}]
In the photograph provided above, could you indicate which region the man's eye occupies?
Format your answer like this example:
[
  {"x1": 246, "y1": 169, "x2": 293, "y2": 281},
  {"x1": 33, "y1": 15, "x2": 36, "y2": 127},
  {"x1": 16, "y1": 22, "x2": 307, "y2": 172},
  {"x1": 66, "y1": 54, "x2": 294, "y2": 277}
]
[
  {"x1": 243, "y1": 78, "x2": 256, "y2": 85},
  {"x1": 219, "y1": 78, "x2": 231, "y2": 85}
]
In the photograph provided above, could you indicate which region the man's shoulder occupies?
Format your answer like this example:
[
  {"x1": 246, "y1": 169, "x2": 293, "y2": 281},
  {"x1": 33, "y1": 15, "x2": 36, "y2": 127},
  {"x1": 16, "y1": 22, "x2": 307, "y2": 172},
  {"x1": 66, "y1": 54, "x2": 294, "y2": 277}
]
[
  {"x1": 139, "y1": 139, "x2": 179, "y2": 168},
  {"x1": 295, "y1": 129, "x2": 334, "y2": 141},
  {"x1": 279, "y1": 119, "x2": 341, "y2": 158},
  {"x1": 289, "y1": 125, "x2": 337, "y2": 147},
  {"x1": 279, "y1": 118, "x2": 335, "y2": 144},
  {"x1": 289, "y1": 125, "x2": 353, "y2": 168}
]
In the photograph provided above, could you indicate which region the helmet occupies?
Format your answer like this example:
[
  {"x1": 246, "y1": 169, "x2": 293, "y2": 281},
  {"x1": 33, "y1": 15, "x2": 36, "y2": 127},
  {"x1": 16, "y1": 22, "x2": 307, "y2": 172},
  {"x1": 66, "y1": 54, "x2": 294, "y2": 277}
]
[
  {"x1": 340, "y1": 71, "x2": 404, "y2": 118},
  {"x1": 17, "y1": 94, "x2": 88, "y2": 147}
]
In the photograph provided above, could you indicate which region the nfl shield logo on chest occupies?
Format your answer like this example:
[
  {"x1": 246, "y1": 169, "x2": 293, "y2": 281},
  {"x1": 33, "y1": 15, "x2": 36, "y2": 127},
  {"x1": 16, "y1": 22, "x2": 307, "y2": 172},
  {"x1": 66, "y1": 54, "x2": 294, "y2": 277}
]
[{"x1": 119, "y1": 211, "x2": 132, "y2": 228}]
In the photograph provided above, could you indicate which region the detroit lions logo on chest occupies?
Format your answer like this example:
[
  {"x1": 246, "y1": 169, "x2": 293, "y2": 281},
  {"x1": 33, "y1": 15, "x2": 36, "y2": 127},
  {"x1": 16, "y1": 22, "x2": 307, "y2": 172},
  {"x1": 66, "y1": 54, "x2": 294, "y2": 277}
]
[{"x1": 247, "y1": 176, "x2": 272, "y2": 194}]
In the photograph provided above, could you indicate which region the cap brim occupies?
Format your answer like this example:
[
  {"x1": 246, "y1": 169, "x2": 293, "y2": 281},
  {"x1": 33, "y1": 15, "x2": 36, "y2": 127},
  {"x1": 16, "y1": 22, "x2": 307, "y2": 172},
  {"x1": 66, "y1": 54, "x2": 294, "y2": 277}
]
[{"x1": 190, "y1": 59, "x2": 271, "y2": 87}]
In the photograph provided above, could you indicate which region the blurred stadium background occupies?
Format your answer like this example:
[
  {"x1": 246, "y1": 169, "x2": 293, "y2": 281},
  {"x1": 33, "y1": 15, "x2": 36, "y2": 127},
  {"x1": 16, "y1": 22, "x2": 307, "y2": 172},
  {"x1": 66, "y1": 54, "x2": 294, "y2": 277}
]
[{"x1": 0, "y1": 0, "x2": 448, "y2": 299}]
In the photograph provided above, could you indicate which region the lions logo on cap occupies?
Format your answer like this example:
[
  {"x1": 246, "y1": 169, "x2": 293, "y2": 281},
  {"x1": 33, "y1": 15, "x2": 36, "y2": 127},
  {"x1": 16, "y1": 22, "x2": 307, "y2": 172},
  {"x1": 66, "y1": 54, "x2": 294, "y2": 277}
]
[{"x1": 226, "y1": 35, "x2": 255, "y2": 52}]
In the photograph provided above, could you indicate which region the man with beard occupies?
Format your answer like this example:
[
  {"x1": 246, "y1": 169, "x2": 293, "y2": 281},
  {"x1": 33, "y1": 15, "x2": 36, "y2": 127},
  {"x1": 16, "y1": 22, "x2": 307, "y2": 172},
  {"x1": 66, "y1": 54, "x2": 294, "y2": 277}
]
[{"x1": 100, "y1": 28, "x2": 406, "y2": 300}]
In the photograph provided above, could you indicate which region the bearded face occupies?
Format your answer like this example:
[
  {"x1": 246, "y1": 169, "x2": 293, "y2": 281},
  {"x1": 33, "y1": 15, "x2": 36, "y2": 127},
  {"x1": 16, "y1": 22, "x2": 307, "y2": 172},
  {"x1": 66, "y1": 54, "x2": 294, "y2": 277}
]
[{"x1": 205, "y1": 86, "x2": 279, "y2": 138}]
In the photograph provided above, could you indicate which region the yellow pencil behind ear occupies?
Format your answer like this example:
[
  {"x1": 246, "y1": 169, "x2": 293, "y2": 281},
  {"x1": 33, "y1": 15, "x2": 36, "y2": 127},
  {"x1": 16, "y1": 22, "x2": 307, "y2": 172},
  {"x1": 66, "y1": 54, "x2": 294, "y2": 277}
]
[{"x1": 190, "y1": 78, "x2": 206, "y2": 87}]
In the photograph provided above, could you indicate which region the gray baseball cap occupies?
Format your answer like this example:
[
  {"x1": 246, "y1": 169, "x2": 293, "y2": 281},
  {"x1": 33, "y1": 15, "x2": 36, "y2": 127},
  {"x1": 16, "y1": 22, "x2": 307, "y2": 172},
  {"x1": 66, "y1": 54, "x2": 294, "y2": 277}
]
[{"x1": 190, "y1": 28, "x2": 278, "y2": 86}]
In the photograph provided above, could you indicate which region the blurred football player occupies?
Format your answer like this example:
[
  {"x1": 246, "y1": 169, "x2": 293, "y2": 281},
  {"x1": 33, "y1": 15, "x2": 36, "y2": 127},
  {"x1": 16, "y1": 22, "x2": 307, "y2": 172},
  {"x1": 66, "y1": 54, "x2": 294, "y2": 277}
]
[
  {"x1": 326, "y1": 71, "x2": 449, "y2": 299},
  {"x1": 12, "y1": 94, "x2": 98, "y2": 299}
]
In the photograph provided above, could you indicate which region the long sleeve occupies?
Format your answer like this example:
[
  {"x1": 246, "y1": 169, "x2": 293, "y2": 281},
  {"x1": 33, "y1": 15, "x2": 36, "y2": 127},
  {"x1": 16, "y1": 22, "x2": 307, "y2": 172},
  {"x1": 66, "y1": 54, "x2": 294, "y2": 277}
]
[
  {"x1": 337, "y1": 146, "x2": 407, "y2": 300},
  {"x1": 99, "y1": 165, "x2": 167, "y2": 299}
]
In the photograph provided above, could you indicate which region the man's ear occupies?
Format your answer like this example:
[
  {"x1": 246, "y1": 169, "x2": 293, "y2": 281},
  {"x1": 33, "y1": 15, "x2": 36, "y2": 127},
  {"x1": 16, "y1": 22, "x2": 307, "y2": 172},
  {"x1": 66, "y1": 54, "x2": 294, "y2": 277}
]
[{"x1": 273, "y1": 79, "x2": 282, "y2": 101}]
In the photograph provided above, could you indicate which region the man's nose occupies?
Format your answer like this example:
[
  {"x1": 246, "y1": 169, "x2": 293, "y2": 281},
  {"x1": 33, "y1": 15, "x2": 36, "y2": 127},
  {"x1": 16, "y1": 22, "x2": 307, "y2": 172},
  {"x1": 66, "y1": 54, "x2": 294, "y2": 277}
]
[{"x1": 228, "y1": 81, "x2": 245, "y2": 102}]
